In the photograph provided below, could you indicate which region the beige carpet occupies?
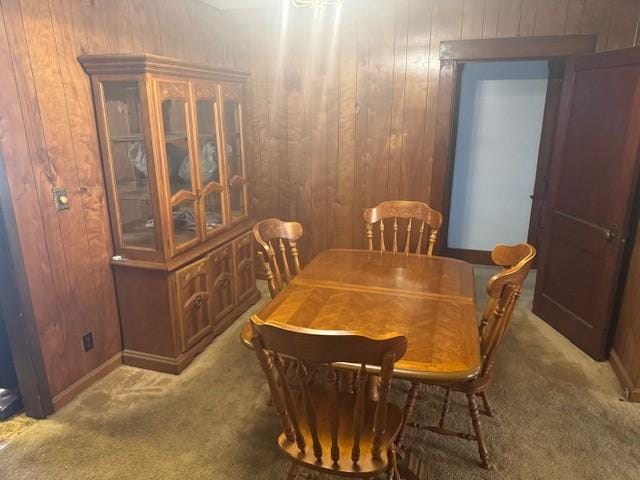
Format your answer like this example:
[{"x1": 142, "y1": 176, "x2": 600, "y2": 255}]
[{"x1": 1, "y1": 272, "x2": 640, "y2": 480}]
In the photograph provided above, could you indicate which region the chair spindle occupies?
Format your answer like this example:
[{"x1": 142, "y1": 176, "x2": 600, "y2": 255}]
[
  {"x1": 290, "y1": 240, "x2": 301, "y2": 274},
  {"x1": 351, "y1": 364, "x2": 367, "y2": 463},
  {"x1": 258, "y1": 251, "x2": 278, "y2": 299},
  {"x1": 279, "y1": 238, "x2": 292, "y2": 282},
  {"x1": 327, "y1": 367, "x2": 340, "y2": 463},
  {"x1": 297, "y1": 360, "x2": 323, "y2": 462},
  {"x1": 273, "y1": 354, "x2": 306, "y2": 452},
  {"x1": 404, "y1": 218, "x2": 413, "y2": 254},
  {"x1": 252, "y1": 333, "x2": 295, "y2": 442},
  {"x1": 416, "y1": 221, "x2": 425, "y2": 256},
  {"x1": 392, "y1": 217, "x2": 399, "y2": 253}
]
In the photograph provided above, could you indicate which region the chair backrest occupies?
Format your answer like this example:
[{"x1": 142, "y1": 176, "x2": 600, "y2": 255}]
[
  {"x1": 250, "y1": 317, "x2": 407, "y2": 467},
  {"x1": 480, "y1": 243, "x2": 536, "y2": 376},
  {"x1": 363, "y1": 201, "x2": 443, "y2": 256},
  {"x1": 253, "y1": 218, "x2": 303, "y2": 299}
]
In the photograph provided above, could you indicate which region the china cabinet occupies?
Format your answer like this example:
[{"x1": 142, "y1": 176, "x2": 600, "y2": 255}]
[{"x1": 80, "y1": 54, "x2": 258, "y2": 373}]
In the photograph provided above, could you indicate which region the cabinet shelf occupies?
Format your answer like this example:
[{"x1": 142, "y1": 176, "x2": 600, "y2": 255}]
[
  {"x1": 111, "y1": 133, "x2": 144, "y2": 143},
  {"x1": 198, "y1": 133, "x2": 216, "y2": 142},
  {"x1": 164, "y1": 132, "x2": 188, "y2": 143},
  {"x1": 117, "y1": 181, "x2": 152, "y2": 201}
]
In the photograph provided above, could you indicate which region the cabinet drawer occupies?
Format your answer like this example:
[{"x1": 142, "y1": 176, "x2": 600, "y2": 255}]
[
  {"x1": 175, "y1": 256, "x2": 212, "y2": 353},
  {"x1": 234, "y1": 232, "x2": 256, "y2": 303},
  {"x1": 209, "y1": 245, "x2": 236, "y2": 323}
]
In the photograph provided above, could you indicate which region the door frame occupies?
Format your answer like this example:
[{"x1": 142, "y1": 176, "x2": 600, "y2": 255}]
[
  {"x1": 431, "y1": 35, "x2": 597, "y2": 264},
  {"x1": 0, "y1": 149, "x2": 53, "y2": 418}
]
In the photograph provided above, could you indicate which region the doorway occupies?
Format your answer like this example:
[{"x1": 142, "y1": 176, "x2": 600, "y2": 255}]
[
  {"x1": 447, "y1": 60, "x2": 548, "y2": 261},
  {"x1": 431, "y1": 35, "x2": 597, "y2": 265},
  {"x1": 0, "y1": 149, "x2": 53, "y2": 419}
]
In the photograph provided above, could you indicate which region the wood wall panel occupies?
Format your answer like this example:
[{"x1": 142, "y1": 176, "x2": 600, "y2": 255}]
[
  {"x1": 0, "y1": 0, "x2": 227, "y2": 403},
  {"x1": 225, "y1": 0, "x2": 640, "y2": 260}
]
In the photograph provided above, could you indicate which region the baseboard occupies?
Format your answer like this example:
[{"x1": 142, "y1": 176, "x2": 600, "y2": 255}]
[
  {"x1": 123, "y1": 288, "x2": 262, "y2": 374},
  {"x1": 609, "y1": 350, "x2": 640, "y2": 402},
  {"x1": 123, "y1": 349, "x2": 182, "y2": 374},
  {"x1": 52, "y1": 352, "x2": 122, "y2": 411}
]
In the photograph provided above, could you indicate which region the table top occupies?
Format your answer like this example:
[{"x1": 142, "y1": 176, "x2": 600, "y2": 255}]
[{"x1": 247, "y1": 249, "x2": 481, "y2": 382}]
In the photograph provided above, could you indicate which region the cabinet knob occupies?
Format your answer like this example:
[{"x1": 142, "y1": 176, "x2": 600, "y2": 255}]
[
  {"x1": 194, "y1": 295, "x2": 203, "y2": 307},
  {"x1": 222, "y1": 277, "x2": 229, "y2": 288}
]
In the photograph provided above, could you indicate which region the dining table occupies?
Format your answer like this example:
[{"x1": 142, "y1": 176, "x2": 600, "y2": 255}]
[{"x1": 241, "y1": 248, "x2": 482, "y2": 478}]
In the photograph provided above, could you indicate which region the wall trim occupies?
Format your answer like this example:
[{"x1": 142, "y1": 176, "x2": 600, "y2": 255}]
[
  {"x1": 52, "y1": 353, "x2": 123, "y2": 412},
  {"x1": 610, "y1": 350, "x2": 640, "y2": 403}
]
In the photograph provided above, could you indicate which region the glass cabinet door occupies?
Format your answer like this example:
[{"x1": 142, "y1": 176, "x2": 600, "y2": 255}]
[
  {"x1": 157, "y1": 81, "x2": 201, "y2": 254},
  {"x1": 101, "y1": 81, "x2": 159, "y2": 253},
  {"x1": 221, "y1": 85, "x2": 248, "y2": 222},
  {"x1": 193, "y1": 83, "x2": 226, "y2": 238}
]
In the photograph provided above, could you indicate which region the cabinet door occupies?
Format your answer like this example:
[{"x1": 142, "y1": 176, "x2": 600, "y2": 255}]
[
  {"x1": 234, "y1": 232, "x2": 256, "y2": 303},
  {"x1": 157, "y1": 80, "x2": 202, "y2": 255},
  {"x1": 209, "y1": 245, "x2": 236, "y2": 323},
  {"x1": 175, "y1": 257, "x2": 212, "y2": 352},
  {"x1": 192, "y1": 82, "x2": 227, "y2": 238},
  {"x1": 220, "y1": 85, "x2": 249, "y2": 222},
  {"x1": 96, "y1": 79, "x2": 162, "y2": 260}
]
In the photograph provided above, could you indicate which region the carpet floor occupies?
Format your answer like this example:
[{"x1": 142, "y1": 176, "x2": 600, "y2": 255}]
[{"x1": 1, "y1": 271, "x2": 639, "y2": 480}]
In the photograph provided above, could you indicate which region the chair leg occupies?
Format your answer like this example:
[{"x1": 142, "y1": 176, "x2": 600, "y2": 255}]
[
  {"x1": 479, "y1": 392, "x2": 495, "y2": 417},
  {"x1": 396, "y1": 382, "x2": 420, "y2": 448},
  {"x1": 466, "y1": 393, "x2": 492, "y2": 470},
  {"x1": 285, "y1": 461, "x2": 299, "y2": 480},
  {"x1": 389, "y1": 444, "x2": 401, "y2": 480},
  {"x1": 438, "y1": 388, "x2": 452, "y2": 428}
]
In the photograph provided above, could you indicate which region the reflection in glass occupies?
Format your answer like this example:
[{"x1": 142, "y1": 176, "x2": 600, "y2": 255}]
[
  {"x1": 171, "y1": 202, "x2": 198, "y2": 246},
  {"x1": 203, "y1": 191, "x2": 223, "y2": 233},
  {"x1": 224, "y1": 99, "x2": 246, "y2": 220},
  {"x1": 162, "y1": 99, "x2": 193, "y2": 196},
  {"x1": 103, "y1": 82, "x2": 157, "y2": 249},
  {"x1": 196, "y1": 100, "x2": 221, "y2": 185}
]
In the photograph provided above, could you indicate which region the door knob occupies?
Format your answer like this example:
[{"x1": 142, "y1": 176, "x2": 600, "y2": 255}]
[{"x1": 604, "y1": 225, "x2": 618, "y2": 243}]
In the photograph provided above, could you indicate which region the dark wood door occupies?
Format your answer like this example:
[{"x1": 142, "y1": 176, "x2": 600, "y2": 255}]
[
  {"x1": 175, "y1": 257, "x2": 212, "y2": 352},
  {"x1": 234, "y1": 232, "x2": 256, "y2": 303},
  {"x1": 209, "y1": 245, "x2": 235, "y2": 324},
  {"x1": 533, "y1": 47, "x2": 640, "y2": 360}
]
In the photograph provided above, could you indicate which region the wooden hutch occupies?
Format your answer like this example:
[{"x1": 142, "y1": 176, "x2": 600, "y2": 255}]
[{"x1": 80, "y1": 54, "x2": 259, "y2": 374}]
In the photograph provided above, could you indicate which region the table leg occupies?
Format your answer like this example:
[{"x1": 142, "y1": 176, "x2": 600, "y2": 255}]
[{"x1": 396, "y1": 382, "x2": 420, "y2": 448}]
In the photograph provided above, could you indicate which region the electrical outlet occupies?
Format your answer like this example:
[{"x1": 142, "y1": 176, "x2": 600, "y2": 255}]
[{"x1": 82, "y1": 332, "x2": 94, "y2": 352}]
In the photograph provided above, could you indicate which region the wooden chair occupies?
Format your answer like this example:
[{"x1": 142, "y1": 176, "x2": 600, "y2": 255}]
[
  {"x1": 363, "y1": 201, "x2": 443, "y2": 256},
  {"x1": 253, "y1": 218, "x2": 303, "y2": 299},
  {"x1": 403, "y1": 243, "x2": 536, "y2": 470},
  {"x1": 250, "y1": 317, "x2": 408, "y2": 479}
]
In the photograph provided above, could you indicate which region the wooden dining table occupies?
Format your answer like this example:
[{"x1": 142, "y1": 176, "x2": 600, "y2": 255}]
[
  {"x1": 242, "y1": 248, "x2": 481, "y2": 383},
  {"x1": 241, "y1": 248, "x2": 481, "y2": 479}
]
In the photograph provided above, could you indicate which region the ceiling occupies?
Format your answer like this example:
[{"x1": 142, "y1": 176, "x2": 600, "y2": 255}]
[{"x1": 201, "y1": 0, "x2": 278, "y2": 10}]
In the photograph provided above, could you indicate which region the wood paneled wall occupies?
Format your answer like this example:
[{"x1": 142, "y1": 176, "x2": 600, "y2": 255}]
[
  {"x1": 224, "y1": 0, "x2": 640, "y2": 262},
  {"x1": 0, "y1": 0, "x2": 227, "y2": 405}
]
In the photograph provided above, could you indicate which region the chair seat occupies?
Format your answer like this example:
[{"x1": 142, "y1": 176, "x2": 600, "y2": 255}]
[{"x1": 278, "y1": 390, "x2": 403, "y2": 477}]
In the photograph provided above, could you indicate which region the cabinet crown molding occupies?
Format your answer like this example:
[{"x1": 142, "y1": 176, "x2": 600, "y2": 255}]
[{"x1": 78, "y1": 53, "x2": 250, "y2": 82}]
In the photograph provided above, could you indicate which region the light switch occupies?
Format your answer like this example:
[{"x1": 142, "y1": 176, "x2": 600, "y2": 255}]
[{"x1": 52, "y1": 188, "x2": 70, "y2": 211}]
